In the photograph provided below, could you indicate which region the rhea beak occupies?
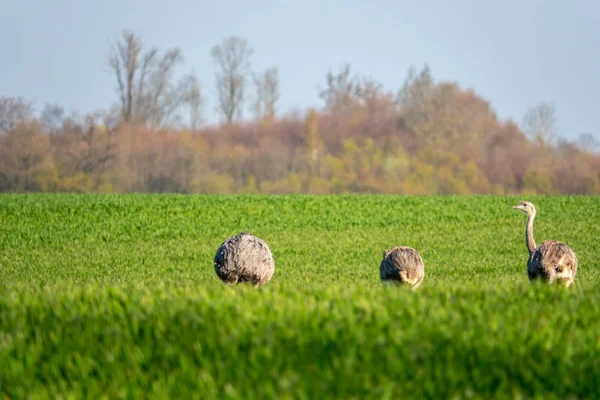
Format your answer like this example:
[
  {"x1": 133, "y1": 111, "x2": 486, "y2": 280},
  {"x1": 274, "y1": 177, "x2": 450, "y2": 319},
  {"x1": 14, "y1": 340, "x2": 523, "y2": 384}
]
[{"x1": 511, "y1": 206, "x2": 519, "y2": 209}]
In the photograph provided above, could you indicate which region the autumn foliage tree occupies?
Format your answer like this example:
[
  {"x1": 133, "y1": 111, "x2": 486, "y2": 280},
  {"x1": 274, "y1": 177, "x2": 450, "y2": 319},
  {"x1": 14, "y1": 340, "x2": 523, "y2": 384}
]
[{"x1": 2, "y1": 32, "x2": 599, "y2": 195}]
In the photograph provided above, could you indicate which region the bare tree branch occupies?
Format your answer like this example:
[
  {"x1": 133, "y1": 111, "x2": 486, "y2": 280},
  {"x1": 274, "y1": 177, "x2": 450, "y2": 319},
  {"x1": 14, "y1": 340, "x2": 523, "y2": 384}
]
[
  {"x1": 179, "y1": 72, "x2": 204, "y2": 129},
  {"x1": 107, "y1": 30, "x2": 143, "y2": 122},
  {"x1": 107, "y1": 30, "x2": 187, "y2": 129},
  {"x1": 576, "y1": 132, "x2": 599, "y2": 153},
  {"x1": 251, "y1": 67, "x2": 280, "y2": 122},
  {"x1": 318, "y1": 63, "x2": 359, "y2": 113},
  {"x1": 0, "y1": 96, "x2": 34, "y2": 134},
  {"x1": 40, "y1": 103, "x2": 65, "y2": 134},
  {"x1": 211, "y1": 36, "x2": 254, "y2": 123},
  {"x1": 522, "y1": 102, "x2": 557, "y2": 146}
]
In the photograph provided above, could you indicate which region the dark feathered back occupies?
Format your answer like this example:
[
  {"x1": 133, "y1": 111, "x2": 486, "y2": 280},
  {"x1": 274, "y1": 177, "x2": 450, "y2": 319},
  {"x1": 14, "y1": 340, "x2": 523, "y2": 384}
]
[{"x1": 527, "y1": 239, "x2": 578, "y2": 285}]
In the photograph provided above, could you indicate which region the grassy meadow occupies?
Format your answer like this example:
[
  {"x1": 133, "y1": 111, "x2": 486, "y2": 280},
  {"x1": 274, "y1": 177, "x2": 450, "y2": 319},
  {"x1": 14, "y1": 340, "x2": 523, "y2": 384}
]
[{"x1": 0, "y1": 194, "x2": 599, "y2": 399}]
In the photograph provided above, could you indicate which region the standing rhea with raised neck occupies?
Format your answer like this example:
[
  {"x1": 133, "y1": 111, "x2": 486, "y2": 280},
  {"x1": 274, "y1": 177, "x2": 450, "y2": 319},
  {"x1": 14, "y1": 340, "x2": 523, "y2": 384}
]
[{"x1": 512, "y1": 201, "x2": 578, "y2": 287}]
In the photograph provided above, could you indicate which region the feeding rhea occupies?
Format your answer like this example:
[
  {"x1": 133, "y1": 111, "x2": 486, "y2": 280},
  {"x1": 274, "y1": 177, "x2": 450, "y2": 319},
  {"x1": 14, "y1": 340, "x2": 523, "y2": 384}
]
[
  {"x1": 213, "y1": 231, "x2": 275, "y2": 287},
  {"x1": 379, "y1": 246, "x2": 425, "y2": 290}
]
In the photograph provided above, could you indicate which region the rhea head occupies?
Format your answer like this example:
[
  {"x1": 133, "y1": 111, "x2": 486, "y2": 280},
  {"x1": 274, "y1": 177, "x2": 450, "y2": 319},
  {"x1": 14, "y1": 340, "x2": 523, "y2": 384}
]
[{"x1": 512, "y1": 201, "x2": 536, "y2": 216}]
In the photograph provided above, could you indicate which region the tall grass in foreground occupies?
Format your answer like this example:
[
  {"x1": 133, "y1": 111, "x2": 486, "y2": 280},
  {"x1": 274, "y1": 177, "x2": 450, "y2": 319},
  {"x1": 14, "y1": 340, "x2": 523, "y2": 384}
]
[{"x1": 0, "y1": 194, "x2": 599, "y2": 398}]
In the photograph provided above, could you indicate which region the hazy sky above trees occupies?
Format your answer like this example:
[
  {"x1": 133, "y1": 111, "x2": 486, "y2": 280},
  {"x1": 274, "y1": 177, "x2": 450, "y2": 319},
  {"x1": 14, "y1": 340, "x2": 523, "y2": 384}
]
[{"x1": 1, "y1": 0, "x2": 598, "y2": 138}]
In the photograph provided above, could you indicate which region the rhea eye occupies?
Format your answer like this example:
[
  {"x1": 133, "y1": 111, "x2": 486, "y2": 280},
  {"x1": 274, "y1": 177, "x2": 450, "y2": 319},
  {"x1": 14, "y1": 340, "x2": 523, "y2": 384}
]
[{"x1": 555, "y1": 266, "x2": 563, "y2": 273}]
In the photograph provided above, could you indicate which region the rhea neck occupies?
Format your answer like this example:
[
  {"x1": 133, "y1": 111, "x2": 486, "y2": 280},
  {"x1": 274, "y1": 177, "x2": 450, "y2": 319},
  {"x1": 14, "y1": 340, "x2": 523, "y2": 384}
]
[{"x1": 525, "y1": 209, "x2": 537, "y2": 255}]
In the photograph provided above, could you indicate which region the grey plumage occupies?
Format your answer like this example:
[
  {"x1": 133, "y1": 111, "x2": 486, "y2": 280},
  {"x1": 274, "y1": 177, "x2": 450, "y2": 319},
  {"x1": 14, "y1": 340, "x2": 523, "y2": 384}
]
[
  {"x1": 512, "y1": 201, "x2": 578, "y2": 287},
  {"x1": 213, "y1": 231, "x2": 275, "y2": 286},
  {"x1": 380, "y1": 246, "x2": 425, "y2": 289}
]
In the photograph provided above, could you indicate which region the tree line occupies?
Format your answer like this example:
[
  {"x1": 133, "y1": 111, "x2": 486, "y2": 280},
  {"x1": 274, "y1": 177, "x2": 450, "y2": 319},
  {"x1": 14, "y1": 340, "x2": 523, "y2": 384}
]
[{"x1": 1, "y1": 30, "x2": 599, "y2": 195}]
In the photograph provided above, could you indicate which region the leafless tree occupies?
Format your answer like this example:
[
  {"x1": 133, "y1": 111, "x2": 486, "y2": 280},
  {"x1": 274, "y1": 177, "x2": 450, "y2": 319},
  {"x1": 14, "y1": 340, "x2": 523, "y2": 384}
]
[
  {"x1": 354, "y1": 76, "x2": 395, "y2": 120},
  {"x1": 107, "y1": 30, "x2": 144, "y2": 123},
  {"x1": 180, "y1": 72, "x2": 203, "y2": 129},
  {"x1": 40, "y1": 103, "x2": 65, "y2": 134},
  {"x1": 0, "y1": 96, "x2": 34, "y2": 134},
  {"x1": 522, "y1": 102, "x2": 557, "y2": 147},
  {"x1": 318, "y1": 63, "x2": 359, "y2": 113},
  {"x1": 211, "y1": 36, "x2": 254, "y2": 123},
  {"x1": 107, "y1": 30, "x2": 187, "y2": 129},
  {"x1": 251, "y1": 67, "x2": 280, "y2": 121},
  {"x1": 396, "y1": 64, "x2": 434, "y2": 109},
  {"x1": 354, "y1": 76, "x2": 384, "y2": 102},
  {"x1": 146, "y1": 48, "x2": 184, "y2": 129},
  {"x1": 576, "y1": 132, "x2": 598, "y2": 153}
]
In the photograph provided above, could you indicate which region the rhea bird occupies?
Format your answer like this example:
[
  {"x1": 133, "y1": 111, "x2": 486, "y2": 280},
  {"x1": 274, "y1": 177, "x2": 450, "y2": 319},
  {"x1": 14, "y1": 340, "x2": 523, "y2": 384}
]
[
  {"x1": 512, "y1": 201, "x2": 578, "y2": 287},
  {"x1": 213, "y1": 231, "x2": 275, "y2": 287},
  {"x1": 379, "y1": 246, "x2": 425, "y2": 289}
]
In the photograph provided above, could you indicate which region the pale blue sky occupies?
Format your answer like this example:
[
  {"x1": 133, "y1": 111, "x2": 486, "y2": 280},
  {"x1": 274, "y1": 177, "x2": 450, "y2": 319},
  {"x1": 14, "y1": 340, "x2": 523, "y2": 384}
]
[{"x1": 1, "y1": 0, "x2": 599, "y2": 139}]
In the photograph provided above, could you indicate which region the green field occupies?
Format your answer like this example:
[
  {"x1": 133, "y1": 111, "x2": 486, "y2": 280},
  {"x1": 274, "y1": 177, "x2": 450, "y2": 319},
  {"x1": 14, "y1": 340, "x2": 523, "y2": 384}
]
[{"x1": 1, "y1": 194, "x2": 599, "y2": 399}]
